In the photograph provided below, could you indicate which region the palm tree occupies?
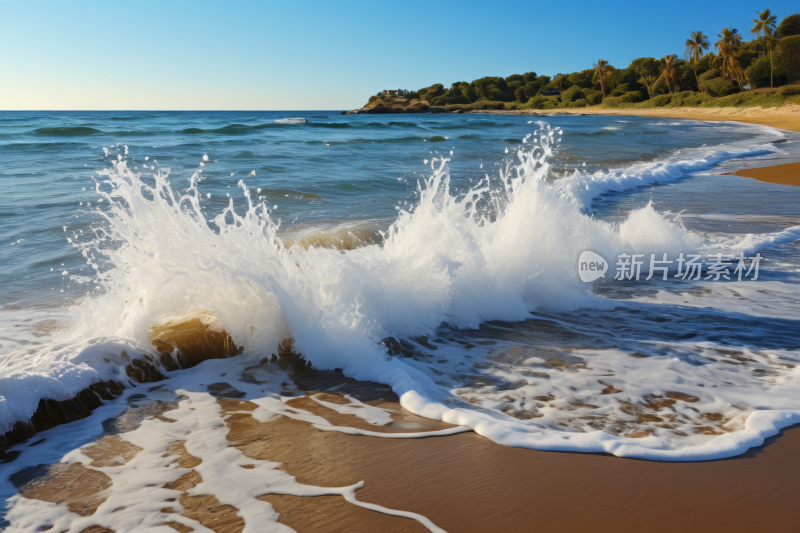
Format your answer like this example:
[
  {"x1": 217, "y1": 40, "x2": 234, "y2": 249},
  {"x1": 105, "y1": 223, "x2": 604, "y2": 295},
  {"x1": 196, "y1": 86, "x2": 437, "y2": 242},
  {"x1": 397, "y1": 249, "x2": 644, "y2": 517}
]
[
  {"x1": 716, "y1": 27, "x2": 744, "y2": 89},
  {"x1": 684, "y1": 31, "x2": 710, "y2": 91},
  {"x1": 593, "y1": 59, "x2": 609, "y2": 100},
  {"x1": 751, "y1": 9, "x2": 778, "y2": 87},
  {"x1": 662, "y1": 55, "x2": 680, "y2": 93},
  {"x1": 639, "y1": 75, "x2": 657, "y2": 99},
  {"x1": 751, "y1": 8, "x2": 777, "y2": 39}
]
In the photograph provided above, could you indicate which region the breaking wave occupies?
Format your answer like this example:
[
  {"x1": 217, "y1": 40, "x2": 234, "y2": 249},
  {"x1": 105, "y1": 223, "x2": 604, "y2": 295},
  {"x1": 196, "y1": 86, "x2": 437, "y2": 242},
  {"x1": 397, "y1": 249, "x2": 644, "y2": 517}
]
[
  {"x1": 2, "y1": 123, "x2": 799, "y2": 461},
  {"x1": 274, "y1": 118, "x2": 308, "y2": 125}
]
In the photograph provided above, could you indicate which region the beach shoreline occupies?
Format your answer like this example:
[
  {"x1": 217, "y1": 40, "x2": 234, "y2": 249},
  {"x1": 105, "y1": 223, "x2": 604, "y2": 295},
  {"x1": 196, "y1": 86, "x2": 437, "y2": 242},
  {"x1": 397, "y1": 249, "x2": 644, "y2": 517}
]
[
  {"x1": 349, "y1": 103, "x2": 800, "y2": 133},
  {"x1": 471, "y1": 104, "x2": 800, "y2": 186},
  {"x1": 470, "y1": 103, "x2": 800, "y2": 133}
]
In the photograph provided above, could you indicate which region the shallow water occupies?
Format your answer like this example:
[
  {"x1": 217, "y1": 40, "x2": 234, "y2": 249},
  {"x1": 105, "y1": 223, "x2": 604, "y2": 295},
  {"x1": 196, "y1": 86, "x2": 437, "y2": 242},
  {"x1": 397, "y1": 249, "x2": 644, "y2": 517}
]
[{"x1": 1, "y1": 110, "x2": 800, "y2": 467}]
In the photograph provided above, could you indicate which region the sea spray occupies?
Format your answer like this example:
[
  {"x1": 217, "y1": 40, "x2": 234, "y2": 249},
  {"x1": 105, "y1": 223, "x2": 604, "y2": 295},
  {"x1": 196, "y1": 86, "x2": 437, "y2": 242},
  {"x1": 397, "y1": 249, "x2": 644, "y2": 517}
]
[
  {"x1": 3, "y1": 123, "x2": 800, "y2": 460},
  {"x1": 1, "y1": 129, "x2": 700, "y2": 437}
]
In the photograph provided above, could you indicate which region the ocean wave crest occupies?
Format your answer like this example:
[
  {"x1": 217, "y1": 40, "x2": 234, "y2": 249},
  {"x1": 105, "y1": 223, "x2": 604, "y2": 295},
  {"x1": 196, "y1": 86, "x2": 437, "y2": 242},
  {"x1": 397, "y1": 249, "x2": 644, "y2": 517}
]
[{"x1": 33, "y1": 127, "x2": 102, "y2": 136}]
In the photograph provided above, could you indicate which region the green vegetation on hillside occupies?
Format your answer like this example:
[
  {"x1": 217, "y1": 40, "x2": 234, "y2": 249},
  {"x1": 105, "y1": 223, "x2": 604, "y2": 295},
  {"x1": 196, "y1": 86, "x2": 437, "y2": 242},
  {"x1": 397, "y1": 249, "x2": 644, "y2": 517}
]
[{"x1": 365, "y1": 9, "x2": 800, "y2": 112}]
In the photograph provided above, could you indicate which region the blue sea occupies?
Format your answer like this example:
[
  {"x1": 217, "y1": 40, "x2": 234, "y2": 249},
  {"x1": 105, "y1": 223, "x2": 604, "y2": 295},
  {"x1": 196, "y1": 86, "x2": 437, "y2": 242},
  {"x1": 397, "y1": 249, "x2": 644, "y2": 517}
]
[{"x1": 1, "y1": 110, "x2": 800, "y2": 513}]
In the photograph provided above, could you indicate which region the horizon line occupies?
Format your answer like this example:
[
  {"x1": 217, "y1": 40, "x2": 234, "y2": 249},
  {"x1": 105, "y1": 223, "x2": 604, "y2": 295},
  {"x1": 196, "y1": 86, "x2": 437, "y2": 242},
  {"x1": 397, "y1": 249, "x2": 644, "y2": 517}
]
[{"x1": 0, "y1": 109, "x2": 351, "y2": 112}]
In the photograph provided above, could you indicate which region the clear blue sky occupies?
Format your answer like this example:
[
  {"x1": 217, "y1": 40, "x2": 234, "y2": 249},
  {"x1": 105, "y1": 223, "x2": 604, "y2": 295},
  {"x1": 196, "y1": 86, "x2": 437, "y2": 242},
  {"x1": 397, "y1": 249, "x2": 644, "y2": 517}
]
[{"x1": 0, "y1": 1, "x2": 796, "y2": 110}]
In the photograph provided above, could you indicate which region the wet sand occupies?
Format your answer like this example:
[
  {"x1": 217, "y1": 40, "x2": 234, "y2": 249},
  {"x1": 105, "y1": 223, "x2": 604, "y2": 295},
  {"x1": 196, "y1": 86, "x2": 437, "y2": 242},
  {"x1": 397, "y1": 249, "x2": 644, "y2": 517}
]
[
  {"x1": 242, "y1": 396, "x2": 800, "y2": 533},
  {"x1": 14, "y1": 391, "x2": 800, "y2": 533},
  {"x1": 730, "y1": 162, "x2": 800, "y2": 187}
]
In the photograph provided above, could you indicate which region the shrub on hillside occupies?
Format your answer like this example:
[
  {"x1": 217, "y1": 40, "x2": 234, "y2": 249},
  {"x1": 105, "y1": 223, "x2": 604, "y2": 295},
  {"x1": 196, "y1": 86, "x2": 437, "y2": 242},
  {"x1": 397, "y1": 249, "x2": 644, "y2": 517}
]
[
  {"x1": 650, "y1": 94, "x2": 673, "y2": 107},
  {"x1": 726, "y1": 92, "x2": 751, "y2": 105},
  {"x1": 777, "y1": 14, "x2": 800, "y2": 37},
  {"x1": 682, "y1": 92, "x2": 714, "y2": 106},
  {"x1": 479, "y1": 85, "x2": 510, "y2": 102},
  {"x1": 624, "y1": 91, "x2": 646, "y2": 103},
  {"x1": 779, "y1": 84, "x2": 800, "y2": 96},
  {"x1": 610, "y1": 83, "x2": 630, "y2": 97},
  {"x1": 421, "y1": 84, "x2": 444, "y2": 101},
  {"x1": 602, "y1": 90, "x2": 646, "y2": 107},
  {"x1": 433, "y1": 95, "x2": 470, "y2": 106},
  {"x1": 746, "y1": 55, "x2": 773, "y2": 88},
  {"x1": 572, "y1": 99, "x2": 588, "y2": 107},
  {"x1": 698, "y1": 69, "x2": 721, "y2": 82},
  {"x1": 473, "y1": 100, "x2": 506, "y2": 110},
  {"x1": 524, "y1": 81, "x2": 543, "y2": 98},
  {"x1": 506, "y1": 80, "x2": 523, "y2": 93},
  {"x1": 666, "y1": 91, "x2": 705, "y2": 107},
  {"x1": 583, "y1": 89, "x2": 602, "y2": 105},
  {"x1": 603, "y1": 96, "x2": 626, "y2": 108},
  {"x1": 777, "y1": 35, "x2": 800, "y2": 83},
  {"x1": 669, "y1": 91, "x2": 705, "y2": 107},
  {"x1": 699, "y1": 77, "x2": 736, "y2": 97},
  {"x1": 526, "y1": 95, "x2": 547, "y2": 109},
  {"x1": 561, "y1": 85, "x2": 585, "y2": 103}
]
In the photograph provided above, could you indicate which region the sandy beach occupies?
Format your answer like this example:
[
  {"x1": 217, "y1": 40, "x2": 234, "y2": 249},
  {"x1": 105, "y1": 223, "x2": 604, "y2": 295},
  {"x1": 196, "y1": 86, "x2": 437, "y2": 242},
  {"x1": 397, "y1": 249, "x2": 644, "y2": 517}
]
[
  {"x1": 472, "y1": 103, "x2": 800, "y2": 133},
  {"x1": 729, "y1": 162, "x2": 800, "y2": 187},
  {"x1": 13, "y1": 387, "x2": 800, "y2": 533}
]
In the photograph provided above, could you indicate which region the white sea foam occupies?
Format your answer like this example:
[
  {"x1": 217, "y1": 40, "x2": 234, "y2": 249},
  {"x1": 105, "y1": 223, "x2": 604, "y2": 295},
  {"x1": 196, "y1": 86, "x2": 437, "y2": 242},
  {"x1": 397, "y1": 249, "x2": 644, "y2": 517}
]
[
  {"x1": 1, "y1": 128, "x2": 798, "y2": 462},
  {"x1": 3, "y1": 379, "x2": 447, "y2": 532},
  {"x1": 397, "y1": 341, "x2": 800, "y2": 460},
  {"x1": 556, "y1": 144, "x2": 780, "y2": 208},
  {"x1": 737, "y1": 225, "x2": 800, "y2": 255},
  {"x1": 310, "y1": 394, "x2": 395, "y2": 425},
  {"x1": 631, "y1": 280, "x2": 800, "y2": 319},
  {"x1": 274, "y1": 118, "x2": 307, "y2": 124}
]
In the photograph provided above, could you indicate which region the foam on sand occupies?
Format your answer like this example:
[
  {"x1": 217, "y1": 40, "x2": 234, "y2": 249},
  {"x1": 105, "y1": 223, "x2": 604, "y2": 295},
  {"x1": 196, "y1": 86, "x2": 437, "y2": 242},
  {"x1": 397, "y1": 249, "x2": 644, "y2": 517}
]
[{"x1": 3, "y1": 388, "x2": 448, "y2": 533}]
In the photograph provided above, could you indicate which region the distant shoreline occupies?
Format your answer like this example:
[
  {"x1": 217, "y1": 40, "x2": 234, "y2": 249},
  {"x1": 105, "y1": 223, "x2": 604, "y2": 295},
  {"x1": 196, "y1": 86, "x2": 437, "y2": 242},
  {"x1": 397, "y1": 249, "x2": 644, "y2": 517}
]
[
  {"x1": 345, "y1": 103, "x2": 800, "y2": 133},
  {"x1": 471, "y1": 104, "x2": 800, "y2": 133}
]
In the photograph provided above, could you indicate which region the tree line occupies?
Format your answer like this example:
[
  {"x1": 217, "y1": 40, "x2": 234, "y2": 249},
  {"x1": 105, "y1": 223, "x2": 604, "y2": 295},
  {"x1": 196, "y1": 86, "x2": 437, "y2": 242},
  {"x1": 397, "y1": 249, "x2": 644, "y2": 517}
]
[{"x1": 368, "y1": 10, "x2": 800, "y2": 110}]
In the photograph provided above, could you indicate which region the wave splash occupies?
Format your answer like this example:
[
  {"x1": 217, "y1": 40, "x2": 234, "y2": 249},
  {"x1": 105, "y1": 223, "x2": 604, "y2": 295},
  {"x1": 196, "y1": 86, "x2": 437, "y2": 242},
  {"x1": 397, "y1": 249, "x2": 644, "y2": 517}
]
[{"x1": 7, "y1": 126, "x2": 794, "y2": 460}]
